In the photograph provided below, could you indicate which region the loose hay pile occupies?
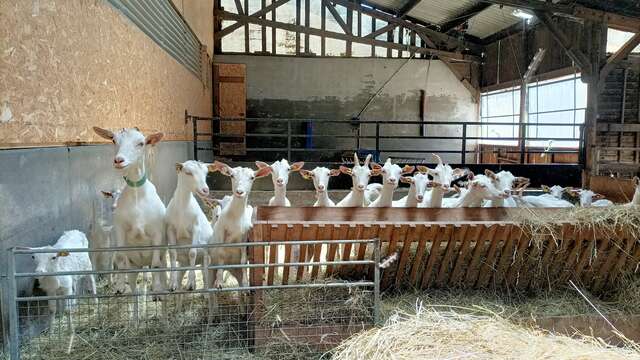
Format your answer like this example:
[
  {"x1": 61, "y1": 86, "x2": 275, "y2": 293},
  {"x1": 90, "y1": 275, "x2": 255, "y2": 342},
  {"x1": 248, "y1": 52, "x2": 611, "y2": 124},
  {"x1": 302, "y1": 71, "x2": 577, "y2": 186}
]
[{"x1": 332, "y1": 305, "x2": 640, "y2": 360}]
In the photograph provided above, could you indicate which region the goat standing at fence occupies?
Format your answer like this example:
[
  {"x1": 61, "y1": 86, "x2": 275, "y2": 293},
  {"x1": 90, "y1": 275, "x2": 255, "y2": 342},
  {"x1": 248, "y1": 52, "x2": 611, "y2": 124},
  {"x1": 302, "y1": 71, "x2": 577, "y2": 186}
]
[
  {"x1": 336, "y1": 153, "x2": 381, "y2": 207},
  {"x1": 418, "y1": 155, "x2": 463, "y2": 208},
  {"x1": 28, "y1": 230, "x2": 96, "y2": 318},
  {"x1": 568, "y1": 188, "x2": 613, "y2": 207},
  {"x1": 625, "y1": 177, "x2": 640, "y2": 207},
  {"x1": 393, "y1": 173, "x2": 431, "y2": 207},
  {"x1": 449, "y1": 175, "x2": 505, "y2": 207},
  {"x1": 166, "y1": 161, "x2": 217, "y2": 291},
  {"x1": 209, "y1": 162, "x2": 271, "y2": 292},
  {"x1": 256, "y1": 159, "x2": 304, "y2": 206},
  {"x1": 300, "y1": 166, "x2": 340, "y2": 207},
  {"x1": 93, "y1": 127, "x2": 167, "y2": 295},
  {"x1": 483, "y1": 170, "x2": 530, "y2": 207},
  {"x1": 369, "y1": 159, "x2": 413, "y2": 207}
]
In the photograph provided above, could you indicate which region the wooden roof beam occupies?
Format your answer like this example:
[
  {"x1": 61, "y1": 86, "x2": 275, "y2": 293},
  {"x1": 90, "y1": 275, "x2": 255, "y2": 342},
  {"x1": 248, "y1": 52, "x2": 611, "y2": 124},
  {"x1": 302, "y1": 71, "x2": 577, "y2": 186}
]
[
  {"x1": 600, "y1": 32, "x2": 640, "y2": 84},
  {"x1": 441, "y1": 3, "x2": 492, "y2": 33},
  {"x1": 534, "y1": 10, "x2": 591, "y2": 74}
]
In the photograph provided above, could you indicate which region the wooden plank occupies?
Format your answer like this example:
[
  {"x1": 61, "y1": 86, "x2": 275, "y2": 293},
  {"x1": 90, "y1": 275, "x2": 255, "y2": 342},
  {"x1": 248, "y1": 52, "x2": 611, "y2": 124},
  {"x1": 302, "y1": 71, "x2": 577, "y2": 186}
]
[
  {"x1": 581, "y1": 227, "x2": 611, "y2": 287},
  {"x1": 282, "y1": 224, "x2": 303, "y2": 285},
  {"x1": 592, "y1": 229, "x2": 624, "y2": 292},
  {"x1": 326, "y1": 224, "x2": 349, "y2": 277},
  {"x1": 409, "y1": 225, "x2": 438, "y2": 287},
  {"x1": 296, "y1": 224, "x2": 318, "y2": 282},
  {"x1": 465, "y1": 225, "x2": 498, "y2": 286},
  {"x1": 420, "y1": 225, "x2": 451, "y2": 289},
  {"x1": 215, "y1": 0, "x2": 291, "y2": 38},
  {"x1": 323, "y1": 0, "x2": 351, "y2": 35},
  {"x1": 436, "y1": 225, "x2": 467, "y2": 287},
  {"x1": 494, "y1": 226, "x2": 522, "y2": 287},
  {"x1": 382, "y1": 226, "x2": 405, "y2": 288},
  {"x1": 600, "y1": 33, "x2": 640, "y2": 84},
  {"x1": 537, "y1": 224, "x2": 573, "y2": 289},
  {"x1": 603, "y1": 230, "x2": 636, "y2": 287},
  {"x1": 572, "y1": 228, "x2": 595, "y2": 282},
  {"x1": 450, "y1": 225, "x2": 482, "y2": 286},
  {"x1": 369, "y1": 225, "x2": 391, "y2": 280},
  {"x1": 340, "y1": 224, "x2": 363, "y2": 276},
  {"x1": 249, "y1": 224, "x2": 266, "y2": 287},
  {"x1": 355, "y1": 224, "x2": 374, "y2": 275},
  {"x1": 558, "y1": 227, "x2": 587, "y2": 284},
  {"x1": 505, "y1": 228, "x2": 531, "y2": 287},
  {"x1": 395, "y1": 225, "x2": 419, "y2": 288},
  {"x1": 267, "y1": 224, "x2": 286, "y2": 285},
  {"x1": 311, "y1": 225, "x2": 333, "y2": 280},
  {"x1": 476, "y1": 225, "x2": 510, "y2": 288}
]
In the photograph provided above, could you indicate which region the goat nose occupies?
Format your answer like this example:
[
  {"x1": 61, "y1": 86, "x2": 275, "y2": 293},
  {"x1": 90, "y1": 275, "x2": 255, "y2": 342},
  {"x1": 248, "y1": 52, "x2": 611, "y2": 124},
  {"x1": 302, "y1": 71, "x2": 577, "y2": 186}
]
[
  {"x1": 357, "y1": 184, "x2": 365, "y2": 190},
  {"x1": 201, "y1": 187, "x2": 209, "y2": 195},
  {"x1": 318, "y1": 185, "x2": 325, "y2": 190},
  {"x1": 417, "y1": 195, "x2": 424, "y2": 200},
  {"x1": 276, "y1": 178, "x2": 284, "y2": 184},
  {"x1": 235, "y1": 191, "x2": 245, "y2": 196},
  {"x1": 114, "y1": 156, "x2": 125, "y2": 164}
]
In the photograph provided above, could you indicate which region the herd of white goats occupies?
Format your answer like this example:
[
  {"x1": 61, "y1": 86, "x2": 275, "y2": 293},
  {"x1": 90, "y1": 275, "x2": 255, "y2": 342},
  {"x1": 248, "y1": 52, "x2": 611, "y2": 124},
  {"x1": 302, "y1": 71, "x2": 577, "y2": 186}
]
[{"x1": 24, "y1": 127, "x2": 640, "y2": 317}]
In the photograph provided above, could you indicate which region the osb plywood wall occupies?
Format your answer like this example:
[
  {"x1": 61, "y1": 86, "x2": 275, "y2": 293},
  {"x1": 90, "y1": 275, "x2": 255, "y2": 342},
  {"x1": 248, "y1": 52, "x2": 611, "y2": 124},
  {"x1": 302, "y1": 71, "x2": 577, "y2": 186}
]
[{"x1": 0, "y1": 0, "x2": 212, "y2": 148}]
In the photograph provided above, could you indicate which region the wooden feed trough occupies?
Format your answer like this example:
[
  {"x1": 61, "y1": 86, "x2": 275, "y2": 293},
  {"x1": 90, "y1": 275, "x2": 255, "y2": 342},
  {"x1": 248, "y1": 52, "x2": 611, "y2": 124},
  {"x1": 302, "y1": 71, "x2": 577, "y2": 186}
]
[{"x1": 248, "y1": 207, "x2": 640, "y2": 293}]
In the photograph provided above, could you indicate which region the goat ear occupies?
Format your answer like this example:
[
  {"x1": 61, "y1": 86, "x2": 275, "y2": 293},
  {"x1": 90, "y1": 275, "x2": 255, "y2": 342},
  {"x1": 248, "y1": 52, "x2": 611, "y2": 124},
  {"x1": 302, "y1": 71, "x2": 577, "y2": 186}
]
[
  {"x1": 175, "y1": 163, "x2": 183, "y2": 173},
  {"x1": 290, "y1": 161, "x2": 304, "y2": 172},
  {"x1": 416, "y1": 166, "x2": 429, "y2": 174},
  {"x1": 56, "y1": 251, "x2": 70, "y2": 257},
  {"x1": 402, "y1": 165, "x2": 415, "y2": 174},
  {"x1": 452, "y1": 168, "x2": 465, "y2": 177},
  {"x1": 329, "y1": 169, "x2": 341, "y2": 177},
  {"x1": 214, "y1": 161, "x2": 232, "y2": 176},
  {"x1": 339, "y1": 166, "x2": 352, "y2": 175},
  {"x1": 432, "y1": 153, "x2": 443, "y2": 165},
  {"x1": 364, "y1": 154, "x2": 372, "y2": 166},
  {"x1": 484, "y1": 169, "x2": 497, "y2": 180},
  {"x1": 593, "y1": 193, "x2": 606, "y2": 200},
  {"x1": 467, "y1": 171, "x2": 475, "y2": 180},
  {"x1": 93, "y1": 126, "x2": 114, "y2": 140},
  {"x1": 515, "y1": 177, "x2": 530, "y2": 184},
  {"x1": 353, "y1": 152, "x2": 360, "y2": 165},
  {"x1": 300, "y1": 169, "x2": 313, "y2": 180},
  {"x1": 453, "y1": 185, "x2": 461, "y2": 193},
  {"x1": 634, "y1": 176, "x2": 640, "y2": 186},
  {"x1": 145, "y1": 132, "x2": 164, "y2": 146},
  {"x1": 206, "y1": 163, "x2": 218, "y2": 173},
  {"x1": 100, "y1": 190, "x2": 114, "y2": 198},
  {"x1": 254, "y1": 166, "x2": 272, "y2": 178},
  {"x1": 541, "y1": 185, "x2": 550, "y2": 192},
  {"x1": 400, "y1": 176, "x2": 413, "y2": 184},
  {"x1": 255, "y1": 161, "x2": 270, "y2": 169}
]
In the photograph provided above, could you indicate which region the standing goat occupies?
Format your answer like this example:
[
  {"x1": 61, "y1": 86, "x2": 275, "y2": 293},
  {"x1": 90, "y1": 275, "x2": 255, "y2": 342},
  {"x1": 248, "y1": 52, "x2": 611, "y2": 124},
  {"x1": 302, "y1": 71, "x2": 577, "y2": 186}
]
[
  {"x1": 336, "y1": 153, "x2": 381, "y2": 207},
  {"x1": 418, "y1": 155, "x2": 463, "y2": 208},
  {"x1": 209, "y1": 162, "x2": 271, "y2": 291},
  {"x1": 626, "y1": 177, "x2": 640, "y2": 207},
  {"x1": 483, "y1": 170, "x2": 529, "y2": 207},
  {"x1": 256, "y1": 159, "x2": 304, "y2": 206},
  {"x1": 166, "y1": 161, "x2": 216, "y2": 291},
  {"x1": 300, "y1": 166, "x2": 340, "y2": 206},
  {"x1": 28, "y1": 230, "x2": 96, "y2": 318},
  {"x1": 369, "y1": 159, "x2": 413, "y2": 207},
  {"x1": 450, "y1": 175, "x2": 505, "y2": 207},
  {"x1": 93, "y1": 127, "x2": 166, "y2": 295}
]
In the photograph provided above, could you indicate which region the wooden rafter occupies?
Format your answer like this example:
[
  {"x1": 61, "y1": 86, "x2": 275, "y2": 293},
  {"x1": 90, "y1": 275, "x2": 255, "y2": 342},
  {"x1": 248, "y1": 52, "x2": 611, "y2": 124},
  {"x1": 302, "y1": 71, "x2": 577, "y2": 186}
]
[
  {"x1": 216, "y1": 10, "x2": 481, "y2": 61},
  {"x1": 233, "y1": 0, "x2": 244, "y2": 15},
  {"x1": 600, "y1": 32, "x2": 640, "y2": 84},
  {"x1": 216, "y1": 0, "x2": 291, "y2": 38},
  {"x1": 479, "y1": 0, "x2": 573, "y2": 14},
  {"x1": 365, "y1": 23, "x2": 397, "y2": 39},
  {"x1": 323, "y1": 0, "x2": 351, "y2": 35},
  {"x1": 534, "y1": 10, "x2": 591, "y2": 74}
]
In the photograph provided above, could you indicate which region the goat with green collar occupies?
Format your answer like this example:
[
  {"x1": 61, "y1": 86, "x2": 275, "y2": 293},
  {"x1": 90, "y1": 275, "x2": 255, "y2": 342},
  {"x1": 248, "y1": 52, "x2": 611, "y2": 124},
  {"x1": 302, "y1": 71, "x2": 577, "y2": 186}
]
[{"x1": 93, "y1": 126, "x2": 167, "y2": 297}]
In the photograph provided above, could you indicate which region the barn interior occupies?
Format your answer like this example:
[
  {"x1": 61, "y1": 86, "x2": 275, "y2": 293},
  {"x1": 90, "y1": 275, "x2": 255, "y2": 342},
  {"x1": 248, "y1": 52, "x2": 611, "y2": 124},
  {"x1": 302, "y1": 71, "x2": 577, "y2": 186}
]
[{"x1": 2, "y1": 0, "x2": 640, "y2": 359}]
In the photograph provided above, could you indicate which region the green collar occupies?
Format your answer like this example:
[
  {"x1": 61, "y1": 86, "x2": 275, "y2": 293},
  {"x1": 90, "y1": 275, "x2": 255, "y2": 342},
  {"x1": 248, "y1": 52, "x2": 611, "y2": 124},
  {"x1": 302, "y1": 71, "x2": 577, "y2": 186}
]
[{"x1": 123, "y1": 173, "x2": 147, "y2": 188}]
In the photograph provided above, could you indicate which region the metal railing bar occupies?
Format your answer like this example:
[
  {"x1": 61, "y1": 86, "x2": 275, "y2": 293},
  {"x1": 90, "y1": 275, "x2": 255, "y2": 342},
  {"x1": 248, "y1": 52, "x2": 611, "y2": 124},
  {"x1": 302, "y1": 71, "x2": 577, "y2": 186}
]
[{"x1": 15, "y1": 281, "x2": 376, "y2": 301}]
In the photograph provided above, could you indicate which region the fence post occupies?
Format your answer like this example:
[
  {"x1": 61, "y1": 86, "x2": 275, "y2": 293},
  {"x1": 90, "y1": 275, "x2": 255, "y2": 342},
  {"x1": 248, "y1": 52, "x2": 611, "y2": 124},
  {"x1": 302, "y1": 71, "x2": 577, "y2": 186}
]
[
  {"x1": 461, "y1": 124, "x2": 467, "y2": 165},
  {"x1": 375, "y1": 122, "x2": 380, "y2": 157},
  {"x1": 191, "y1": 115, "x2": 198, "y2": 162},
  {"x1": 373, "y1": 238, "x2": 381, "y2": 326},
  {"x1": 287, "y1": 120, "x2": 292, "y2": 160},
  {"x1": 7, "y1": 249, "x2": 19, "y2": 360}
]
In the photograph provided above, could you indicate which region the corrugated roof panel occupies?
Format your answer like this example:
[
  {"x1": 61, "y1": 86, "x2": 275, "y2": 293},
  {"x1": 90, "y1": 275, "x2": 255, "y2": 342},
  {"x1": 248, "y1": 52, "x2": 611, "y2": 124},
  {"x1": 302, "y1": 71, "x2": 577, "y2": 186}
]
[
  {"x1": 365, "y1": 0, "x2": 405, "y2": 12},
  {"x1": 407, "y1": 0, "x2": 477, "y2": 26},
  {"x1": 467, "y1": 5, "x2": 521, "y2": 39}
]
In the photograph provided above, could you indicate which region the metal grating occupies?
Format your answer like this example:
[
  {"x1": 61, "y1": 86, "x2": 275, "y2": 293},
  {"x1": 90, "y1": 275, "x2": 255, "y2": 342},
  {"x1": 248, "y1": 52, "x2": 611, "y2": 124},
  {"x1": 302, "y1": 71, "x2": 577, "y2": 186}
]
[{"x1": 107, "y1": 0, "x2": 203, "y2": 78}]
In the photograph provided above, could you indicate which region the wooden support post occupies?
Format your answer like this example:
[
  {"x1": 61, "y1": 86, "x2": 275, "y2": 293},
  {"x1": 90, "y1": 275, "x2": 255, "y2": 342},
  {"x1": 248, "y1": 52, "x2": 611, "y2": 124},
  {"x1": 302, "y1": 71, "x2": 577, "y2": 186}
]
[
  {"x1": 346, "y1": 1, "x2": 353, "y2": 56},
  {"x1": 272, "y1": 0, "x2": 276, "y2": 54},
  {"x1": 370, "y1": 17, "x2": 375, "y2": 56},
  {"x1": 397, "y1": 27, "x2": 404, "y2": 58},
  {"x1": 261, "y1": 0, "x2": 267, "y2": 52},
  {"x1": 600, "y1": 32, "x2": 640, "y2": 85},
  {"x1": 519, "y1": 48, "x2": 547, "y2": 164},
  {"x1": 304, "y1": 0, "x2": 310, "y2": 53},
  {"x1": 321, "y1": 1, "x2": 326, "y2": 56},
  {"x1": 386, "y1": 29, "x2": 393, "y2": 58},
  {"x1": 296, "y1": 0, "x2": 301, "y2": 54}
]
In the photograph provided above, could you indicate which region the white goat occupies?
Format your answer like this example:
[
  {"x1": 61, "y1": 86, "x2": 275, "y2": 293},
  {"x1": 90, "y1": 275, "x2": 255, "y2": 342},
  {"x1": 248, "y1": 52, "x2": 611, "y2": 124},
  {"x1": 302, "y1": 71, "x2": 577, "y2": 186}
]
[
  {"x1": 483, "y1": 170, "x2": 529, "y2": 208},
  {"x1": 568, "y1": 189, "x2": 613, "y2": 207},
  {"x1": 166, "y1": 161, "x2": 216, "y2": 291},
  {"x1": 93, "y1": 127, "x2": 166, "y2": 295},
  {"x1": 625, "y1": 177, "x2": 640, "y2": 207},
  {"x1": 393, "y1": 173, "x2": 431, "y2": 207},
  {"x1": 256, "y1": 159, "x2": 304, "y2": 206},
  {"x1": 300, "y1": 167, "x2": 340, "y2": 207},
  {"x1": 89, "y1": 189, "x2": 122, "y2": 274},
  {"x1": 542, "y1": 185, "x2": 568, "y2": 200},
  {"x1": 450, "y1": 175, "x2": 505, "y2": 207},
  {"x1": 28, "y1": 230, "x2": 96, "y2": 318},
  {"x1": 418, "y1": 155, "x2": 463, "y2": 208},
  {"x1": 336, "y1": 153, "x2": 381, "y2": 207},
  {"x1": 369, "y1": 159, "x2": 413, "y2": 207},
  {"x1": 209, "y1": 161, "x2": 271, "y2": 290}
]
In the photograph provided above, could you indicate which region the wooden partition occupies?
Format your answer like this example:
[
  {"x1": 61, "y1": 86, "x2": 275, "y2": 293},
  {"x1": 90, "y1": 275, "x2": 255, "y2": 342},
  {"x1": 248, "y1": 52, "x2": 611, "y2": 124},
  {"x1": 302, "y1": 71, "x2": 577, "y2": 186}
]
[{"x1": 248, "y1": 207, "x2": 640, "y2": 293}]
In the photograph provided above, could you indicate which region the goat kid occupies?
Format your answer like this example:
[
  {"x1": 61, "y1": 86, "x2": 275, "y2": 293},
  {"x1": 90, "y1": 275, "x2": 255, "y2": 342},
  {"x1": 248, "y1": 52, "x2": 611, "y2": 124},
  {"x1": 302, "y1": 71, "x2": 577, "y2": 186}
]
[
  {"x1": 93, "y1": 126, "x2": 166, "y2": 295},
  {"x1": 300, "y1": 167, "x2": 340, "y2": 206},
  {"x1": 166, "y1": 161, "x2": 216, "y2": 291},
  {"x1": 28, "y1": 230, "x2": 96, "y2": 318},
  {"x1": 369, "y1": 159, "x2": 414, "y2": 207},
  {"x1": 336, "y1": 153, "x2": 381, "y2": 207},
  {"x1": 256, "y1": 159, "x2": 304, "y2": 206}
]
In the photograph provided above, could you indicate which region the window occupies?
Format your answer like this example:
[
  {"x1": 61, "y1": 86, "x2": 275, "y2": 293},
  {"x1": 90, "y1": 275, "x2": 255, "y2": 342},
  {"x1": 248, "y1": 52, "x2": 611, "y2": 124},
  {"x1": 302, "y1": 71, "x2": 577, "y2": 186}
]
[
  {"x1": 480, "y1": 74, "x2": 586, "y2": 148},
  {"x1": 607, "y1": 28, "x2": 640, "y2": 54}
]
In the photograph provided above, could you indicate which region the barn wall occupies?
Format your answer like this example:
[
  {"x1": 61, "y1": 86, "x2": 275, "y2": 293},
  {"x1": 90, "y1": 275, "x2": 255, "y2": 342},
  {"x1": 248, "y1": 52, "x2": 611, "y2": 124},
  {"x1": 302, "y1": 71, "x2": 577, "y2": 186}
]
[
  {"x1": 0, "y1": 0, "x2": 213, "y2": 300},
  {"x1": 215, "y1": 55, "x2": 480, "y2": 163},
  {"x1": 171, "y1": 0, "x2": 214, "y2": 57}
]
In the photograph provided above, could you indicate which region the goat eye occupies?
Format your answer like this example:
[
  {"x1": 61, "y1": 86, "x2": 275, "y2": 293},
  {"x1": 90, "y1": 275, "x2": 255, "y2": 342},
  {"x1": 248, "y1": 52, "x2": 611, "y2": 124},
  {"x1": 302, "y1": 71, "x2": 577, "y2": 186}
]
[
  {"x1": 184, "y1": 171, "x2": 192, "y2": 176},
  {"x1": 31, "y1": 255, "x2": 35, "y2": 259},
  {"x1": 251, "y1": 176, "x2": 256, "y2": 180},
  {"x1": 137, "y1": 142, "x2": 144, "y2": 147},
  {"x1": 51, "y1": 256, "x2": 56, "y2": 260}
]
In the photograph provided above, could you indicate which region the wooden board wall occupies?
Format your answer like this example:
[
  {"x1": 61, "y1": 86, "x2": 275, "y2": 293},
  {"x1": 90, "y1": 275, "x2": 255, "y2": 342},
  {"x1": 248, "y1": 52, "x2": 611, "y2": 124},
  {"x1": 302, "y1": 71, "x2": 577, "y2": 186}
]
[
  {"x1": 214, "y1": 63, "x2": 246, "y2": 155},
  {"x1": 0, "y1": 0, "x2": 212, "y2": 148}
]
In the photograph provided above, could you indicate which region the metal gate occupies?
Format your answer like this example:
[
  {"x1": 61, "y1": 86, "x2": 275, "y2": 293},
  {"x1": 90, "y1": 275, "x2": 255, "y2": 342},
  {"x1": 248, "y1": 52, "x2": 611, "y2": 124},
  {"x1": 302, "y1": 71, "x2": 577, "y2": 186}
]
[{"x1": 3, "y1": 239, "x2": 379, "y2": 359}]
